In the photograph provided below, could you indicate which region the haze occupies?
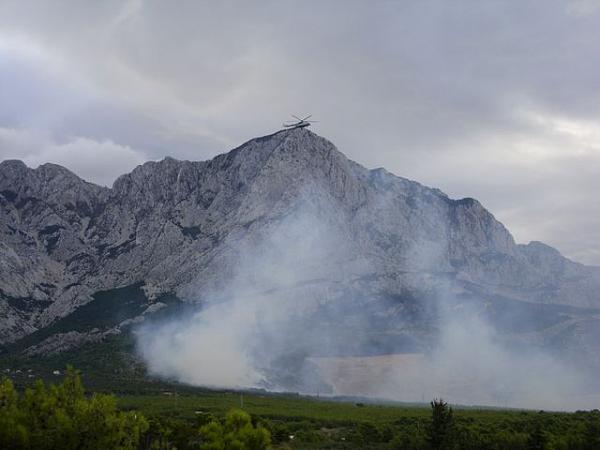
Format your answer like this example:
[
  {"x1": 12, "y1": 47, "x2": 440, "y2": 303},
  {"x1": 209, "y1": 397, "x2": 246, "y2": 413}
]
[{"x1": 137, "y1": 195, "x2": 591, "y2": 410}]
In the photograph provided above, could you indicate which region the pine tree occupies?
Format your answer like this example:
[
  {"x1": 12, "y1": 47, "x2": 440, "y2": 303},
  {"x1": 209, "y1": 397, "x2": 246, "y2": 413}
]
[
  {"x1": 427, "y1": 398, "x2": 454, "y2": 450},
  {"x1": 199, "y1": 409, "x2": 271, "y2": 450}
]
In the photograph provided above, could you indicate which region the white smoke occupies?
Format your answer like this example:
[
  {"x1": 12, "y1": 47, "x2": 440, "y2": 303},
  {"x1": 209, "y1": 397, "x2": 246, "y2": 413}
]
[
  {"x1": 136, "y1": 193, "x2": 359, "y2": 390},
  {"x1": 135, "y1": 191, "x2": 596, "y2": 410},
  {"x1": 343, "y1": 310, "x2": 588, "y2": 410}
]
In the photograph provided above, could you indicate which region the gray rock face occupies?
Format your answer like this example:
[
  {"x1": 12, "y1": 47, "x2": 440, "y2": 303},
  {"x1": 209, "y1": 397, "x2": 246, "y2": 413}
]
[{"x1": 1, "y1": 129, "x2": 599, "y2": 360}]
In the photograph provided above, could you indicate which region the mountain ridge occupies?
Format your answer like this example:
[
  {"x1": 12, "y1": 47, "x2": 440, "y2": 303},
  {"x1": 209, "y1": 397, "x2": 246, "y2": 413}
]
[{"x1": 1, "y1": 129, "x2": 599, "y2": 370}]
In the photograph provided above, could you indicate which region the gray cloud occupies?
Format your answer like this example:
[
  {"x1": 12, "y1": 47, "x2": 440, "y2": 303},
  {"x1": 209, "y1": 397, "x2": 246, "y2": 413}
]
[
  {"x1": 0, "y1": 0, "x2": 598, "y2": 263},
  {"x1": 0, "y1": 127, "x2": 146, "y2": 187}
]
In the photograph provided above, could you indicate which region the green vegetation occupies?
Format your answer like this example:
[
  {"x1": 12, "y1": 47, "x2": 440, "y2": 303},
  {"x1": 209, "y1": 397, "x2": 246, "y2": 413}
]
[
  {"x1": 0, "y1": 366, "x2": 147, "y2": 449},
  {"x1": 427, "y1": 399, "x2": 453, "y2": 450},
  {"x1": 5, "y1": 284, "x2": 149, "y2": 353},
  {"x1": 121, "y1": 390, "x2": 600, "y2": 449},
  {"x1": 2, "y1": 284, "x2": 185, "y2": 356},
  {"x1": 1, "y1": 368, "x2": 600, "y2": 449},
  {"x1": 199, "y1": 409, "x2": 271, "y2": 450}
]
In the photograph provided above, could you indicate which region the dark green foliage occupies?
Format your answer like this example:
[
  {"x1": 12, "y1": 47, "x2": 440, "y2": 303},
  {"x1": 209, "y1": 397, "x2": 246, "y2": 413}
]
[
  {"x1": 2, "y1": 368, "x2": 600, "y2": 449},
  {"x1": 5, "y1": 284, "x2": 149, "y2": 353},
  {"x1": 355, "y1": 422, "x2": 381, "y2": 444},
  {"x1": 265, "y1": 420, "x2": 291, "y2": 444},
  {"x1": 3, "y1": 285, "x2": 186, "y2": 359},
  {"x1": 0, "y1": 366, "x2": 148, "y2": 449},
  {"x1": 583, "y1": 410, "x2": 600, "y2": 450},
  {"x1": 427, "y1": 399, "x2": 454, "y2": 450},
  {"x1": 198, "y1": 409, "x2": 271, "y2": 449},
  {"x1": 0, "y1": 377, "x2": 28, "y2": 447},
  {"x1": 117, "y1": 391, "x2": 600, "y2": 450},
  {"x1": 527, "y1": 413, "x2": 549, "y2": 450},
  {"x1": 388, "y1": 428, "x2": 427, "y2": 450}
]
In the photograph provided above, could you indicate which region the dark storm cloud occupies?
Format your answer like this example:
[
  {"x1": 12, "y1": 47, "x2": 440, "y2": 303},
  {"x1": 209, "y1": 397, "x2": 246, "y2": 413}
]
[{"x1": 0, "y1": 0, "x2": 598, "y2": 263}]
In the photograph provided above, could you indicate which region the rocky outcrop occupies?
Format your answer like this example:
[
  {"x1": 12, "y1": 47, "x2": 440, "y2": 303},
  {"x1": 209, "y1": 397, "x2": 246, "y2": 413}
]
[{"x1": 0, "y1": 129, "x2": 599, "y2": 358}]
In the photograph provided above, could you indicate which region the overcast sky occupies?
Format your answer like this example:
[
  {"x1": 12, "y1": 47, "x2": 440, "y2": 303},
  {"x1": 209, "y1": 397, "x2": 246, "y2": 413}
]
[{"x1": 0, "y1": 0, "x2": 599, "y2": 265}]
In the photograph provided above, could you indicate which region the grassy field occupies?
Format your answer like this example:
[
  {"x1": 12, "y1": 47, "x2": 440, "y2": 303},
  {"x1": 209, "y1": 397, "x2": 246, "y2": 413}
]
[
  {"x1": 2, "y1": 358, "x2": 596, "y2": 449},
  {"x1": 118, "y1": 391, "x2": 431, "y2": 424},
  {"x1": 115, "y1": 390, "x2": 593, "y2": 449},
  {"x1": 117, "y1": 389, "x2": 564, "y2": 425}
]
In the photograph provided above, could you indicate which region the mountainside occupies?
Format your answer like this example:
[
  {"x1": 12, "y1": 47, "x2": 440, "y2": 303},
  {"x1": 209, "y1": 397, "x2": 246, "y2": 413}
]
[{"x1": 1, "y1": 129, "x2": 600, "y2": 378}]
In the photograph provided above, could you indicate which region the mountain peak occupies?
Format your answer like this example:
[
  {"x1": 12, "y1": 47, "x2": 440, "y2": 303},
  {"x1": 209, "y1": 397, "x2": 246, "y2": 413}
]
[
  {"x1": 1, "y1": 130, "x2": 599, "y2": 356},
  {"x1": 0, "y1": 159, "x2": 27, "y2": 170},
  {"x1": 0, "y1": 159, "x2": 29, "y2": 179}
]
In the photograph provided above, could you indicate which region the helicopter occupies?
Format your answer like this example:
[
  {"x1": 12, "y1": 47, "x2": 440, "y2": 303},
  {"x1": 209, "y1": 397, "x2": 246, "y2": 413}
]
[{"x1": 282, "y1": 114, "x2": 317, "y2": 129}]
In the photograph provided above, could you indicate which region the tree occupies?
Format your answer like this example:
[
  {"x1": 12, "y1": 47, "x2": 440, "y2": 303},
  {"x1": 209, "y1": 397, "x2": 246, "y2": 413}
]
[
  {"x1": 0, "y1": 366, "x2": 148, "y2": 450},
  {"x1": 528, "y1": 412, "x2": 548, "y2": 450},
  {"x1": 583, "y1": 410, "x2": 600, "y2": 450},
  {"x1": 426, "y1": 398, "x2": 454, "y2": 450},
  {"x1": 199, "y1": 409, "x2": 271, "y2": 450},
  {"x1": 0, "y1": 378, "x2": 28, "y2": 448}
]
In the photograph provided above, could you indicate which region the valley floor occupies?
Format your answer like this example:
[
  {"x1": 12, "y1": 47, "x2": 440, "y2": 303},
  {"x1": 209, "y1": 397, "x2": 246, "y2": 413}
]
[{"x1": 117, "y1": 390, "x2": 599, "y2": 449}]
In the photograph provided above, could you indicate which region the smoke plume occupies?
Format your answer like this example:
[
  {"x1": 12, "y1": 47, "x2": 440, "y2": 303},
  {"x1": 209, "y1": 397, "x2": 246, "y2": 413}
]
[{"x1": 135, "y1": 190, "x2": 595, "y2": 410}]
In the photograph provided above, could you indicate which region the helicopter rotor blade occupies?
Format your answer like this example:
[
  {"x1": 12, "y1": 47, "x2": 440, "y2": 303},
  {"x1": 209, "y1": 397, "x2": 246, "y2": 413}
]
[
  {"x1": 302, "y1": 115, "x2": 312, "y2": 121},
  {"x1": 292, "y1": 115, "x2": 302, "y2": 121}
]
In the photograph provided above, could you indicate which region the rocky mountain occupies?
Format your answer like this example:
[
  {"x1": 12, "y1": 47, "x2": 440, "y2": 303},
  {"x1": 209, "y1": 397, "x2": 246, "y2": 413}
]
[{"x1": 1, "y1": 128, "x2": 600, "y2": 372}]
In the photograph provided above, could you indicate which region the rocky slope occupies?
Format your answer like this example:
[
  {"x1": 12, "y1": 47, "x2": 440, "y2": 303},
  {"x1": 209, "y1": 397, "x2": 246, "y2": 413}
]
[{"x1": 1, "y1": 129, "x2": 599, "y2": 365}]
